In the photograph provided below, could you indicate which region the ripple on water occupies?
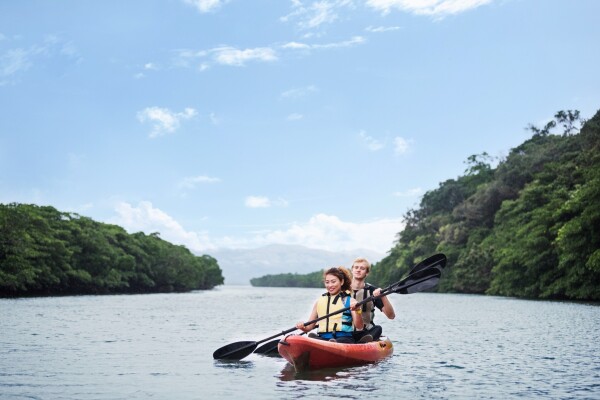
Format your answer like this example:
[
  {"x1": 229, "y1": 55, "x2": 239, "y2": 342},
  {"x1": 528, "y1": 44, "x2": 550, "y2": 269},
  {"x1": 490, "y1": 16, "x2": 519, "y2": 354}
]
[{"x1": 1, "y1": 289, "x2": 598, "y2": 400}]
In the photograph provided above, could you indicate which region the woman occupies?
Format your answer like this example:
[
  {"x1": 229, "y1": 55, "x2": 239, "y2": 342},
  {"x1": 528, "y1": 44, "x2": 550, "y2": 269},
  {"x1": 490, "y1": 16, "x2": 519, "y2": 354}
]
[{"x1": 295, "y1": 267, "x2": 365, "y2": 343}]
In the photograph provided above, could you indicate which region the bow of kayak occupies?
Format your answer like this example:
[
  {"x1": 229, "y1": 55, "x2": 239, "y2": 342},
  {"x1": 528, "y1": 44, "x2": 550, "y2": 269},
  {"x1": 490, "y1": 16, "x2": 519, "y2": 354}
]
[{"x1": 278, "y1": 335, "x2": 393, "y2": 372}]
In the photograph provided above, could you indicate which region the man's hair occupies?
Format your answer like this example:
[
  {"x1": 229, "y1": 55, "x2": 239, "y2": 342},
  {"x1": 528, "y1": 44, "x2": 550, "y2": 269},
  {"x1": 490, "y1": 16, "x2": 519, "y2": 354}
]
[{"x1": 352, "y1": 257, "x2": 371, "y2": 273}]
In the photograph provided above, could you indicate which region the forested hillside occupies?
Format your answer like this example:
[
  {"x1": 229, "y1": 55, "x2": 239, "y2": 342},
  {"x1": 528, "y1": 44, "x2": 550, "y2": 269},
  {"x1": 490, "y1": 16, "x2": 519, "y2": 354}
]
[
  {"x1": 253, "y1": 110, "x2": 600, "y2": 301},
  {"x1": 0, "y1": 204, "x2": 224, "y2": 297},
  {"x1": 368, "y1": 109, "x2": 600, "y2": 300}
]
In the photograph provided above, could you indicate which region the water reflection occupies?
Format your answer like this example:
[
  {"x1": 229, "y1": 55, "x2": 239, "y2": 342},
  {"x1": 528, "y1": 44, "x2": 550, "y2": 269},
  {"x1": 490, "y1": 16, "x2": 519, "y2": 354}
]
[
  {"x1": 275, "y1": 362, "x2": 383, "y2": 400},
  {"x1": 278, "y1": 363, "x2": 350, "y2": 382},
  {"x1": 277, "y1": 361, "x2": 384, "y2": 384},
  {"x1": 213, "y1": 359, "x2": 254, "y2": 369}
]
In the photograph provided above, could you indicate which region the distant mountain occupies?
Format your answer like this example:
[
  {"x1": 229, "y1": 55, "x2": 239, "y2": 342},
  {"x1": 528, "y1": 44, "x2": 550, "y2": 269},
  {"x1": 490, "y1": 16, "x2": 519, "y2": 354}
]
[{"x1": 209, "y1": 244, "x2": 385, "y2": 285}]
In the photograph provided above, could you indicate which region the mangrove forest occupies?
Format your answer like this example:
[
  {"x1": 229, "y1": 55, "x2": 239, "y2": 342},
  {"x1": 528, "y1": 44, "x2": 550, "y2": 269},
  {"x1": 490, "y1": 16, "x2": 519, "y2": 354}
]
[{"x1": 0, "y1": 204, "x2": 224, "y2": 297}]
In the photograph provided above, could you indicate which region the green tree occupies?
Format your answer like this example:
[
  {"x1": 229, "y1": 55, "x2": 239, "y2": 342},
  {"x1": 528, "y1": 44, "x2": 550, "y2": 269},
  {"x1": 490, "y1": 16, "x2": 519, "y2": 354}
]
[{"x1": 0, "y1": 203, "x2": 224, "y2": 296}]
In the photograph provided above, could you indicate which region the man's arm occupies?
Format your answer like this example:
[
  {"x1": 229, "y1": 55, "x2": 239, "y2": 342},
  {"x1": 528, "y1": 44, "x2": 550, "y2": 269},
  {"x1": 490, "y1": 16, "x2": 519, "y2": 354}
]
[{"x1": 372, "y1": 287, "x2": 396, "y2": 320}]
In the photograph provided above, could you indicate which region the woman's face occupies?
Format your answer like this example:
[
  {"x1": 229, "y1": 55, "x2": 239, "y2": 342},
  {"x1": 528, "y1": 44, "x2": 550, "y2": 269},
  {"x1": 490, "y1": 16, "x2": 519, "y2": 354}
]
[{"x1": 324, "y1": 273, "x2": 343, "y2": 295}]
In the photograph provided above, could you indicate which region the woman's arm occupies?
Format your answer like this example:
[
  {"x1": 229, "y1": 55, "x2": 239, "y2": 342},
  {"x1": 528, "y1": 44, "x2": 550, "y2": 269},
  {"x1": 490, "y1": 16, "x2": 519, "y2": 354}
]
[{"x1": 296, "y1": 302, "x2": 318, "y2": 332}]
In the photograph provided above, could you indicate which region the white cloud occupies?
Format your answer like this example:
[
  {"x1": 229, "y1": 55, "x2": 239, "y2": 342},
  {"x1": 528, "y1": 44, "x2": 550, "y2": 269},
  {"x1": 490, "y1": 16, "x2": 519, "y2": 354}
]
[
  {"x1": 287, "y1": 113, "x2": 304, "y2": 121},
  {"x1": 137, "y1": 106, "x2": 197, "y2": 138},
  {"x1": 135, "y1": 61, "x2": 159, "y2": 77},
  {"x1": 172, "y1": 49, "x2": 208, "y2": 69},
  {"x1": 245, "y1": 196, "x2": 289, "y2": 208},
  {"x1": 173, "y1": 35, "x2": 362, "y2": 71},
  {"x1": 366, "y1": 0, "x2": 492, "y2": 17},
  {"x1": 393, "y1": 187, "x2": 423, "y2": 197},
  {"x1": 174, "y1": 46, "x2": 277, "y2": 68},
  {"x1": 179, "y1": 175, "x2": 221, "y2": 190},
  {"x1": 60, "y1": 41, "x2": 81, "y2": 62},
  {"x1": 282, "y1": 36, "x2": 366, "y2": 53},
  {"x1": 0, "y1": 36, "x2": 81, "y2": 85},
  {"x1": 209, "y1": 112, "x2": 220, "y2": 125},
  {"x1": 109, "y1": 202, "x2": 403, "y2": 255},
  {"x1": 281, "y1": 0, "x2": 355, "y2": 30},
  {"x1": 0, "y1": 48, "x2": 33, "y2": 79},
  {"x1": 248, "y1": 214, "x2": 404, "y2": 253},
  {"x1": 184, "y1": 0, "x2": 228, "y2": 13},
  {"x1": 359, "y1": 130, "x2": 384, "y2": 151},
  {"x1": 212, "y1": 46, "x2": 278, "y2": 66},
  {"x1": 281, "y1": 85, "x2": 318, "y2": 99},
  {"x1": 281, "y1": 42, "x2": 311, "y2": 50},
  {"x1": 365, "y1": 25, "x2": 401, "y2": 32},
  {"x1": 110, "y1": 201, "x2": 217, "y2": 252},
  {"x1": 245, "y1": 196, "x2": 271, "y2": 208},
  {"x1": 175, "y1": 49, "x2": 208, "y2": 64},
  {"x1": 394, "y1": 136, "x2": 412, "y2": 154},
  {"x1": 355, "y1": 131, "x2": 414, "y2": 154},
  {"x1": 314, "y1": 36, "x2": 365, "y2": 49}
]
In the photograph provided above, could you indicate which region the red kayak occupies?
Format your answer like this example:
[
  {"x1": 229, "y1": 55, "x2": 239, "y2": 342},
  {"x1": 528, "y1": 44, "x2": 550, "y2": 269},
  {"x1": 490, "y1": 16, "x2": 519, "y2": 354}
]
[{"x1": 278, "y1": 335, "x2": 393, "y2": 372}]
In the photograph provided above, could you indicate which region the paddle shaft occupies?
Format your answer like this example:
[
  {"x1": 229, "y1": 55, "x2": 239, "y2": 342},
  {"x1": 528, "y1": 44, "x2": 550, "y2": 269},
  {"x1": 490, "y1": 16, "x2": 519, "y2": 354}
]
[
  {"x1": 213, "y1": 254, "x2": 445, "y2": 360},
  {"x1": 297, "y1": 271, "x2": 437, "y2": 330},
  {"x1": 255, "y1": 274, "x2": 431, "y2": 351},
  {"x1": 253, "y1": 281, "x2": 407, "y2": 355},
  {"x1": 286, "y1": 255, "x2": 445, "y2": 335},
  {"x1": 254, "y1": 270, "x2": 416, "y2": 343},
  {"x1": 240, "y1": 284, "x2": 397, "y2": 346}
]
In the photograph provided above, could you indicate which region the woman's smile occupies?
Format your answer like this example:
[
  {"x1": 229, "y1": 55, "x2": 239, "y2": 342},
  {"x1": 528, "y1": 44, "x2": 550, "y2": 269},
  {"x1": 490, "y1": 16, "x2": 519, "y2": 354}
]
[{"x1": 324, "y1": 274, "x2": 342, "y2": 294}]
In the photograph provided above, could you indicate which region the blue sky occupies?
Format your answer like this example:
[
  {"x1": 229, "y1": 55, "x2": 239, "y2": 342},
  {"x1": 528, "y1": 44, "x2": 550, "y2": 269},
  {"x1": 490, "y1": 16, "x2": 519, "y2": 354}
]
[{"x1": 1, "y1": 0, "x2": 599, "y2": 257}]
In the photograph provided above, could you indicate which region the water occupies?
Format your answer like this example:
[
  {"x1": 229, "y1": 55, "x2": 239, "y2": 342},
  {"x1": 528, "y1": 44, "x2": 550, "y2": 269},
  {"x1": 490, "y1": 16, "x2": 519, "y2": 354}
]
[{"x1": 1, "y1": 286, "x2": 599, "y2": 399}]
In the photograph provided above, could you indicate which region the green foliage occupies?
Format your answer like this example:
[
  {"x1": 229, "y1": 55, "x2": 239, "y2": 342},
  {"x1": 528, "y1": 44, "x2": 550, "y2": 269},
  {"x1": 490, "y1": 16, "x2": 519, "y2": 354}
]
[
  {"x1": 551, "y1": 166, "x2": 600, "y2": 299},
  {"x1": 0, "y1": 204, "x2": 224, "y2": 296},
  {"x1": 375, "y1": 108, "x2": 600, "y2": 301},
  {"x1": 270, "y1": 109, "x2": 600, "y2": 301},
  {"x1": 250, "y1": 271, "x2": 323, "y2": 287}
]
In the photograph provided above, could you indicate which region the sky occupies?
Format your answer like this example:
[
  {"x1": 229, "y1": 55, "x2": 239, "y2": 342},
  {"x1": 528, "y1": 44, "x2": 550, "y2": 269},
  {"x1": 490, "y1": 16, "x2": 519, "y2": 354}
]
[{"x1": 1, "y1": 0, "x2": 599, "y2": 258}]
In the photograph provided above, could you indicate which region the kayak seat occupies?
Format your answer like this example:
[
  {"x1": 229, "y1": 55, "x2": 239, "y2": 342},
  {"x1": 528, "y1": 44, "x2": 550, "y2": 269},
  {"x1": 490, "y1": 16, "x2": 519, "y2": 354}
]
[{"x1": 358, "y1": 334, "x2": 373, "y2": 343}]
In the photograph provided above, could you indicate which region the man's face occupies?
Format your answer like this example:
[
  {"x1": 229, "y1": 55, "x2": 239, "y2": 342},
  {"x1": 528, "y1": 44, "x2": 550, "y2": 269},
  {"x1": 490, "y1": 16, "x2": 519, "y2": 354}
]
[{"x1": 352, "y1": 262, "x2": 369, "y2": 279}]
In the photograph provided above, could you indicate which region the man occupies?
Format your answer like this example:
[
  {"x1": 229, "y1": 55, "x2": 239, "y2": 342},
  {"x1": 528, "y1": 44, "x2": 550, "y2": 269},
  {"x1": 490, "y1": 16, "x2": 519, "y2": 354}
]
[{"x1": 350, "y1": 257, "x2": 396, "y2": 342}]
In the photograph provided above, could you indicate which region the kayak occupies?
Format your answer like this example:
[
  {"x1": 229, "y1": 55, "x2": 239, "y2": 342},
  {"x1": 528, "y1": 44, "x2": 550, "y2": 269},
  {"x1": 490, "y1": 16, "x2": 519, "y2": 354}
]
[{"x1": 278, "y1": 335, "x2": 393, "y2": 372}]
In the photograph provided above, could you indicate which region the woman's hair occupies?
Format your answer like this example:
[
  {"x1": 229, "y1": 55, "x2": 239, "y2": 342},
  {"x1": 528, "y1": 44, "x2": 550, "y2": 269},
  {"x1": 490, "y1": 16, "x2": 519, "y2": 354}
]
[{"x1": 323, "y1": 266, "x2": 352, "y2": 292}]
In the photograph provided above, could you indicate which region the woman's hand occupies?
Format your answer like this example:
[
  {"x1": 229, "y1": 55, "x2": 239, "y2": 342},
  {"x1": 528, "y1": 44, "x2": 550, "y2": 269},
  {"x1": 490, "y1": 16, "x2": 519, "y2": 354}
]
[{"x1": 296, "y1": 321, "x2": 306, "y2": 332}]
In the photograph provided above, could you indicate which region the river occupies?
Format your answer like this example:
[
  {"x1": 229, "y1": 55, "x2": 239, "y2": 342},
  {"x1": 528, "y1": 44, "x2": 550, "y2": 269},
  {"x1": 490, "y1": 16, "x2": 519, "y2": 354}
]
[{"x1": 1, "y1": 286, "x2": 599, "y2": 399}]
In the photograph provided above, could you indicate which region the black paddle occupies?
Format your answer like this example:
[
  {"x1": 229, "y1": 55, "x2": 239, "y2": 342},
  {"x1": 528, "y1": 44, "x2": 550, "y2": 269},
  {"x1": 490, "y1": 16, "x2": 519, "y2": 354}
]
[
  {"x1": 254, "y1": 332, "x2": 306, "y2": 356},
  {"x1": 250, "y1": 254, "x2": 446, "y2": 357},
  {"x1": 213, "y1": 254, "x2": 446, "y2": 360},
  {"x1": 410, "y1": 253, "x2": 446, "y2": 275},
  {"x1": 254, "y1": 253, "x2": 448, "y2": 356}
]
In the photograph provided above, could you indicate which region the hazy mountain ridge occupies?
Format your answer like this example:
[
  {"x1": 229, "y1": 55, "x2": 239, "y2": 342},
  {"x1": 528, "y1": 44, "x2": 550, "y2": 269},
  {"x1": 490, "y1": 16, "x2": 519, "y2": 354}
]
[{"x1": 210, "y1": 244, "x2": 385, "y2": 285}]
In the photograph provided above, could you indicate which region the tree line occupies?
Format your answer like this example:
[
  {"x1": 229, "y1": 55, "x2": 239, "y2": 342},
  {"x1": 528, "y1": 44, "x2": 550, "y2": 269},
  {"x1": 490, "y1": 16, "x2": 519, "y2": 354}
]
[
  {"x1": 0, "y1": 203, "x2": 224, "y2": 297},
  {"x1": 252, "y1": 109, "x2": 600, "y2": 301},
  {"x1": 250, "y1": 271, "x2": 323, "y2": 288}
]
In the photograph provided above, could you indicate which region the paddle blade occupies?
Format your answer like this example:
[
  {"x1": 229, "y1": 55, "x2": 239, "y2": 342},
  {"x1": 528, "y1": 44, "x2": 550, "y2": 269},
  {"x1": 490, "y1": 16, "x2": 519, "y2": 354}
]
[
  {"x1": 213, "y1": 341, "x2": 257, "y2": 360},
  {"x1": 393, "y1": 265, "x2": 443, "y2": 294},
  {"x1": 253, "y1": 339, "x2": 281, "y2": 356},
  {"x1": 410, "y1": 253, "x2": 447, "y2": 275}
]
